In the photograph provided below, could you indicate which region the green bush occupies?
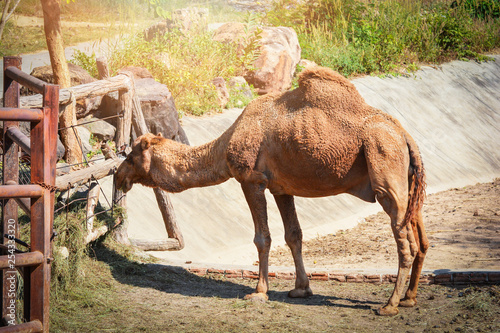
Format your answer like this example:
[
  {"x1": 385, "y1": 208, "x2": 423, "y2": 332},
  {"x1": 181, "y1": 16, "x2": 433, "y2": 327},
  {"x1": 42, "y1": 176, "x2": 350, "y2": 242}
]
[
  {"x1": 106, "y1": 25, "x2": 258, "y2": 116},
  {"x1": 266, "y1": 0, "x2": 500, "y2": 77}
]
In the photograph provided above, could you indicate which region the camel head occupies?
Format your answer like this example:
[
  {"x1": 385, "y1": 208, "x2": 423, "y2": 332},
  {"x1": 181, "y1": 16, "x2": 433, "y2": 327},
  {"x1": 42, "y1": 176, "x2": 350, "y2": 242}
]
[{"x1": 115, "y1": 133, "x2": 164, "y2": 193}]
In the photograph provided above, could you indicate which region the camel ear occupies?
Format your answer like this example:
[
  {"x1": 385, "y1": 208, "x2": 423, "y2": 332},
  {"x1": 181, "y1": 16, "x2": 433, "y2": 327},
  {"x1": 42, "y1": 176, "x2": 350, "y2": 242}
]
[
  {"x1": 140, "y1": 136, "x2": 152, "y2": 150},
  {"x1": 157, "y1": 132, "x2": 163, "y2": 137}
]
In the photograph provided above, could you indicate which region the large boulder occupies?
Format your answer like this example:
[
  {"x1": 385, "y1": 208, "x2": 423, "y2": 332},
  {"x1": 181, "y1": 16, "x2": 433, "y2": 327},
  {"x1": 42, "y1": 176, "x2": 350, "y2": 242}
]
[
  {"x1": 27, "y1": 63, "x2": 100, "y2": 118},
  {"x1": 29, "y1": 62, "x2": 96, "y2": 86},
  {"x1": 135, "y1": 78, "x2": 189, "y2": 145},
  {"x1": 120, "y1": 66, "x2": 153, "y2": 80},
  {"x1": 213, "y1": 23, "x2": 301, "y2": 95}
]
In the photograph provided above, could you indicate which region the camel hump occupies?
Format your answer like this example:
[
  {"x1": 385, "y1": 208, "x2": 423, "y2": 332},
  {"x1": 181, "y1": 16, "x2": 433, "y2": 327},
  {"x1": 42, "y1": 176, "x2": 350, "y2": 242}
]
[
  {"x1": 298, "y1": 66, "x2": 356, "y2": 91},
  {"x1": 295, "y1": 66, "x2": 366, "y2": 112}
]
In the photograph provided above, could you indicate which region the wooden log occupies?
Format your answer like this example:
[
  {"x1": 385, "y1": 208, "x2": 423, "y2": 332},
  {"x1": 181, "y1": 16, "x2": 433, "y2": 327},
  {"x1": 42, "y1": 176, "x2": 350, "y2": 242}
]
[
  {"x1": 85, "y1": 225, "x2": 108, "y2": 244},
  {"x1": 131, "y1": 94, "x2": 149, "y2": 136},
  {"x1": 116, "y1": 89, "x2": 132, "y2": 148},
  {"x1": 101, "y1": 141, "x2": 117, "y2": 159},
  {"x1": 96, "y1": 57, "x2": 110, "y2": 80},
  {"x1": 112, "y1": 172, "x2": 129, "y2": 245},
  {"x1": 129, "y1": 238, "x2": 182, "y2": 251},
  {"x1": 55, "y1": 158, "x2": 121, "y2": 191},
  {"x1": 20, "y1": 74, "x2": 133, "y2": 110},
  {"x1": 119, "y1": 76, "x2": 184, "y2": 251},
  {"x1": 153, "y1": 188, "x2": 184, "y2": 249},
  {"x1": 86, "y1": 182, "x2": 100, "y2": 231}
]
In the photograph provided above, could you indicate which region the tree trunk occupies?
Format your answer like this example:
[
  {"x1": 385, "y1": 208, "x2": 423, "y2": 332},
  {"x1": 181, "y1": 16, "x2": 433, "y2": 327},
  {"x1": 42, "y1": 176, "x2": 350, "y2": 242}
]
[{"x1": 40, "y1": 0, "x2": 83, "y2": 167}]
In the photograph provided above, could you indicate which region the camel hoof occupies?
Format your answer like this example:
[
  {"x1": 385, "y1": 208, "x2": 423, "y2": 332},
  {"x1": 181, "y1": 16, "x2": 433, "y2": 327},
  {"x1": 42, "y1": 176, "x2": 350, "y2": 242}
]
[
  {"x1": 244, "y1": 293, "x2": 268, "y2": 303},
  {"x1": 288, "y1": 287, "x2": 313, "y2": 298},
  {"x1": 376, "y1": 306, "x2": 399, "y2": 316},
  {"x1": 399, "y1": 298, "x2": 417, "y2": 307}
]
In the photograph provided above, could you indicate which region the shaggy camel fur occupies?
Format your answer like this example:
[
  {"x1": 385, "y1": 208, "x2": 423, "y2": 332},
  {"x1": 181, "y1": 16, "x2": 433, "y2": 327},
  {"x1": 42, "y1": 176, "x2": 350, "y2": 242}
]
[{"x1": 115, "y1": 66, "x2": 428, "y2": 316}]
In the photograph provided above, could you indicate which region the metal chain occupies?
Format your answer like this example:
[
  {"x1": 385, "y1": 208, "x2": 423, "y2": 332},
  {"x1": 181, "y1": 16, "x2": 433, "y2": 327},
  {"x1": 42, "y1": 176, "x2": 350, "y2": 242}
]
[{"x1": 34, "y1": 181, "x2": 58, "y2": 192}]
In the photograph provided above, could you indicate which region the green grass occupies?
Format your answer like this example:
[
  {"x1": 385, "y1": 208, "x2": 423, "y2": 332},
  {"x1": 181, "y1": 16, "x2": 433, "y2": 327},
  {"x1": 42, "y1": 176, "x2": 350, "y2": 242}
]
[
  {"x1": 266, "y1": 0, "x2": 500, "y2": 77},
  {"x1": 105, "y1": 25, "x2": 258, "y2": 116},
  {"x1": 3, "y1": 0, "x2": 499, "y2": 113}
]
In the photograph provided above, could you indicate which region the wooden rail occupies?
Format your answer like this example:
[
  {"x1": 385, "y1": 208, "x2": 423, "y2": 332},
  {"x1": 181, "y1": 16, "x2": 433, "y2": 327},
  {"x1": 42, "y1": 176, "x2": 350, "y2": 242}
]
[
  {"x1": 22, "y1": 57, "x2": 184, "y2": 252},
  {"x1": 0, "y1": 56, "x2": 58, "y2": 333}
]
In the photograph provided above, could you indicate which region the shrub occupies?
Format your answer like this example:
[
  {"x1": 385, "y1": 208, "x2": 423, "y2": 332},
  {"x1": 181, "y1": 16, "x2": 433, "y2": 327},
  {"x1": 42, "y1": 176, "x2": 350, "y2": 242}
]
[
  {"x1": 266, "y1": 0, "x2": 500, "y2": 76},
  {"x1": 106, "y1": 23, "x2": 259, "y2": 116}
]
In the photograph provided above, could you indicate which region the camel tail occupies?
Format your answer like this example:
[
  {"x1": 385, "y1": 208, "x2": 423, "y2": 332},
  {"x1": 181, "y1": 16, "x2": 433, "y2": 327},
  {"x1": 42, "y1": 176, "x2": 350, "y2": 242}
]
[{"x1": 404, "y1": 135, "x2": 426, "y2": 224}]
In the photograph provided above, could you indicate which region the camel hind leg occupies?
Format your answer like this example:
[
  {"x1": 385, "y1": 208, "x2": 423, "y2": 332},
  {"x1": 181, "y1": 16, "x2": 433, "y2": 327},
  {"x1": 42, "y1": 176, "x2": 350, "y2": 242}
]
[
  {"x1": 274, "y1": 194, "x2": 312, "y2": 298},
  {"x1": 375, "y1": 187, "x2": 417, "y2": 316},
  {"x1": 400, "y1": 210, "x2": 429, "y2": 307},
  {"x1": 363, "y1": 127, "x2": 418, "y2": 316}
]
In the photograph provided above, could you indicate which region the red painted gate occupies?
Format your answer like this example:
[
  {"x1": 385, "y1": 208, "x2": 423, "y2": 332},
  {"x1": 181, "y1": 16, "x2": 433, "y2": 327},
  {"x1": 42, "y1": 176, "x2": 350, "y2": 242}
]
[{"x1": 0, "y1": 56, "x2": 58, "y2": 333}]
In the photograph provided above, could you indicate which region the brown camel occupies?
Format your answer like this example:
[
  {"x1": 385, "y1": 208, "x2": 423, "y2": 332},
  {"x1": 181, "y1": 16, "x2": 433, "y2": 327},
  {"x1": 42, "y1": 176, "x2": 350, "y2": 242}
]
[{"x1": 115, "y1": 66, "x2": 429, "y2": 316}]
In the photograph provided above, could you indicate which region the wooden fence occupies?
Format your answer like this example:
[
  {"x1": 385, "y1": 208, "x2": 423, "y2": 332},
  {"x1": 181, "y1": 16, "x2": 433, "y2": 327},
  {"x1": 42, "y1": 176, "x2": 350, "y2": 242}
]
[
  {"x1": 17, "y1": 58, "x2": 184, "y2": 251},
  {"x1": 0, "y1": 55, "x2": 185, "y2": 331}
]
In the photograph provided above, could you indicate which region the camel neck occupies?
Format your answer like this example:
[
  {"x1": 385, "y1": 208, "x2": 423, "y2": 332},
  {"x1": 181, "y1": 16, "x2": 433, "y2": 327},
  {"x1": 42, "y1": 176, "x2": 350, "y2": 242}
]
[{"x1": 153, "y1": 133, "x2": 232, "y2": 192}]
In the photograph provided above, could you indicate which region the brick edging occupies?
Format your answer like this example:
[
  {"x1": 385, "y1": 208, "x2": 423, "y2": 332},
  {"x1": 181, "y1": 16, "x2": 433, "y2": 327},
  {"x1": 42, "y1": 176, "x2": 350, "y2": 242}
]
[{"x1": 187, "y1": 268, "x2": 500, "y2": 285}]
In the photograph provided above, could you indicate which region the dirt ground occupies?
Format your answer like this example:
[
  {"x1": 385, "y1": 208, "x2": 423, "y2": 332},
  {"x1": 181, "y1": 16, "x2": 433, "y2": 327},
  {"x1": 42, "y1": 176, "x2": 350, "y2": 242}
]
[
  {"x1": 52, "y1": 180, "x2": 500, "y2": 332},
  {"x1": 270, "y1": 179, "x2": 500, "y2": 272}
]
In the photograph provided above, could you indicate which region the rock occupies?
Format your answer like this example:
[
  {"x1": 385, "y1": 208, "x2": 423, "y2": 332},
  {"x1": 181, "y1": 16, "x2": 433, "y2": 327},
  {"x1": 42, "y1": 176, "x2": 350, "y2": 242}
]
[
  {"x1": 56, "y1": 162, "x2": 70, "y2": 176},
  {"x1": 26, "y1": 63, "x2": 101, "y2": 118},
  {"x1": 173, "y1": 7, "x2": 208, "y2": 32},
  {"x1": 228, "y1": 0, "x2": 273, "y2": 12},
  {"x1": 76, "y1": 96, "x2": 103, "y2": 119},
  {"x1": 75, "y1": 126, "x2": 93, "y2": 155},
  {"x1": 119, "y1": 66, "x2": 153, "y2": 80},
  {"x1": 144, "y1": 7, "x2": 208, "y2": 41},
  {"x1": 135, "y1": 78, "x2": 189, "y2": 145},
  {"x1": 213, "y1": 23, "x2": 301, "y2": 94},
  {"x1": 228, "y1": 76, "x2": 254, "y2": 106},
  {"x1": 57, "y1": 137, "x2": 66, "y2": 160},
  {"x1": 78, "y1": 116, "x2": 116, "y2": 142},
  {"x1": 55, "y1": 246, "x2": 69, "y2": 260},
  {"x1": 248, "y1": 26, "x2": 301, "y2": 94},
  {"x1": 212, "y1": 77, "x2": 229, "y2": 108},
  {"x1": 29, "y1": 63, "x2": 96, "y2": 86},
  {"x1": 212, "y1": 22, "x2": 246, "y2": 44},
  {"x1": 229, "y1": 76, "x2": 253, "y2": 98},
  {"x1": 298, "y1": 59, "x2": 318, "y2": 71},
  {"x1": 144, "y1": 21, "x2": 169, "y2": 41}
]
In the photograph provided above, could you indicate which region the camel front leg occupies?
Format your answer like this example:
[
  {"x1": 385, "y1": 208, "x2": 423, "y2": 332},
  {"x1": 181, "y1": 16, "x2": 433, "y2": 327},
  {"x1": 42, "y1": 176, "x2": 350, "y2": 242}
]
[
  {"x1": 241, "y1": 181, "x2": 271, "y2": 302},
  {"x1": 274, "y1": 194, "x2": 312, "y2": 298}
]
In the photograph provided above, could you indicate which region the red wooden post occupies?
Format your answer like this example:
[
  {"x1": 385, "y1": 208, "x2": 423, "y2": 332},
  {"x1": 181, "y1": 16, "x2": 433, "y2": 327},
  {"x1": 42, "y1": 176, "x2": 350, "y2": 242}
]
[
  {"x1": 1, "y1": 56, "x2": 21, "y2": 325},
  {"x1": 26, "y1": 84, "x2": 58, "y2": 331}
]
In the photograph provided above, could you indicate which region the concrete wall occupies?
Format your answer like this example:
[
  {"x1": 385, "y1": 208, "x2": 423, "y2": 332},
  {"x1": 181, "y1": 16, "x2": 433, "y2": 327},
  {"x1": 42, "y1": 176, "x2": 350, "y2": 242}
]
[{"x1": 126, "y1": 56, "x2": 500, "y2": 266}]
